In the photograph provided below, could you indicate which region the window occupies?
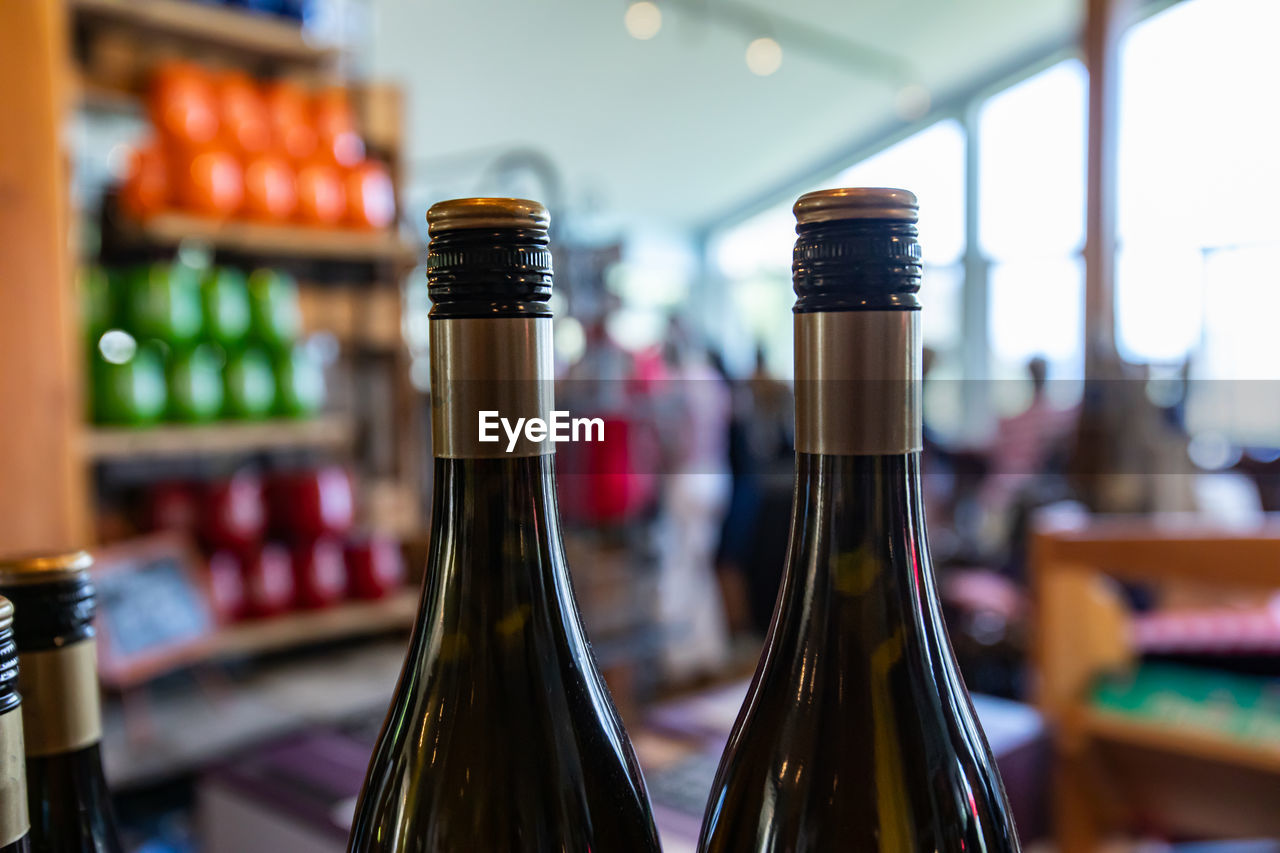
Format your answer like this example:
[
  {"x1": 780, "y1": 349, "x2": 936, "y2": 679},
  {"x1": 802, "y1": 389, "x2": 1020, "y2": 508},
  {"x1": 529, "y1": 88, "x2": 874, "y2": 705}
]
[
  {"x1": 710, "y1": 119, "x2": 966, "y2": 381},
  {"x1": 1116, "y1": 0, "x2": 1280, "y2": 377},
  {"x1": 979, "y1": 59, "x2": 1087, "y2": 385},
  {"x1": 1115, "y1": 0, "x2": 1280, "y2": 444}
]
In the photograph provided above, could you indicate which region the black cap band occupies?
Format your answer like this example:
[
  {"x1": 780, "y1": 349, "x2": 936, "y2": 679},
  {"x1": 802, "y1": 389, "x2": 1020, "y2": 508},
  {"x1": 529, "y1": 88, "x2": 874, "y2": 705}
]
[
  {"x1": 0, "y1": 575, "x2": 97, "y2": 653},
  {"x1": 427, "y1": 227, "x2": 553, "y2": 318},
  {"x1": 792, "y1": 219, "x2": 921, "y2": 313}
]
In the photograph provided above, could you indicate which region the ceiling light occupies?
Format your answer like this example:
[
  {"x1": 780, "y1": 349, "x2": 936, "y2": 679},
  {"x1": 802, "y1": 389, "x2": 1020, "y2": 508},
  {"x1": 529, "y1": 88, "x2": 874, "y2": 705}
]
[
  {"x1": 624, "y1": 1, "x2": 662, "y2": 40},
  {"x1": 746, "y1": 37, "x2": 782, "y2": 76},
  {"x1": 894, "y1": 84, "x2": 931, "y2": 120}
]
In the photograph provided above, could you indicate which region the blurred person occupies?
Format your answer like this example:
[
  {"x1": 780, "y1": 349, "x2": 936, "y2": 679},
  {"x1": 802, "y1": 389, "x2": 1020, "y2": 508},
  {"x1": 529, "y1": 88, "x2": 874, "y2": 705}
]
[
  {"x1": 981, "y1": 356, "x2": 1077, "y2": 517},
  {"x1": 708, "y1": 349, "x2": 752, "y2": 634},
  {"x1": 556, "y1": 295, "x2": 662, "y2": 527},
  {"x1": 976, "y1": 356, "x2": 1079, "y2": 584},
  {"x1": 655, "y1": 317, "x2": 733, "y2": 682},
  {"x1": 562, "y1": 293, "x2": 634, "y2": 403},
  {"x1": 732, "y1": 346, "x2": 796, "y2": 633},
  {"x1": 715, "y1": 346, "x2": 793, "y2": 636}
]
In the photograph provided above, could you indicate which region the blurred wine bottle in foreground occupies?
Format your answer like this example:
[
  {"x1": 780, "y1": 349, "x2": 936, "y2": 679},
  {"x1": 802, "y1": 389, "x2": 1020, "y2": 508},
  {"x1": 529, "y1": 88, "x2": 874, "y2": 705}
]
[
  {"x1": 0, "y1": 597, "x2": 31, "y2": 853},
  {"x1": 0, "y1": 553, "x2": 124, "y2": 853},
  {"x1": 698, "y1": 188, "x2": 1020, "y2": 852},
  {"x1": 347, "y1": 198, "x2": 660, "y2": 852}
]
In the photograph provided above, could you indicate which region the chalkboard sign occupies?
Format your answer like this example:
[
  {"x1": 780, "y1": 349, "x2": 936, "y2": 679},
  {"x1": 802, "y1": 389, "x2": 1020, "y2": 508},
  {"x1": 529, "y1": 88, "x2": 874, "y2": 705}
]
[{"x1": 93, "y1": 534, "x2": 216, "y2": 688}]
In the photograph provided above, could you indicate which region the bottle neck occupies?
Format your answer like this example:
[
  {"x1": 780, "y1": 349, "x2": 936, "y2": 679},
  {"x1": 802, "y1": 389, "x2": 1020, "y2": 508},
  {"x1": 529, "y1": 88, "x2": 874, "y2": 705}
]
[
  {"x1": 786, "y1": 308, "x2": 939, "y2": 648},
  {"x1": 427, "y1": 312, "x2": 564, "y2": 579},
  {"x1": 0, "y1": 578, "x2": 103, "y2": 758},
  {"x1": 793, "y1": 309, "x2": 921, "y2": 456},
  {"x1": 780, "y1": 452, "x2": 951, "y2": 675}
]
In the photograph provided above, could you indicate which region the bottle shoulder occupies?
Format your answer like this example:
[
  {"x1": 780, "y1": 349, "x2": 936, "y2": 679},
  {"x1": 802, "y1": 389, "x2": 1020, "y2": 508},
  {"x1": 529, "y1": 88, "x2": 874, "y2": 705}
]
[
  {"x1": 348, "y1": 613, "x2": 660, "y2": 852},
  {"x1": 24, "y1": 746, "x2": 124, "y2": 853},
  {"x1": 701, "y1": 669, "x2": 1019, "y2": 852},
  {"x1": 698, "y1": 547, "x2": 1019, "y2": 848},
  {"x1": 349, "y1": 687, "x2": 661, "y2": 852}
]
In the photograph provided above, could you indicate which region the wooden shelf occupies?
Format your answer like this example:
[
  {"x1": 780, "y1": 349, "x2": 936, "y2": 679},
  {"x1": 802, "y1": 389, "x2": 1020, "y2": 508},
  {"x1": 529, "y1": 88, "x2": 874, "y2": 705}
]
[
  {"x1": 116, "y1": 213, "x2": 420, "y2": 263},
  {"x1": 1034, "y1": 513, "x2": 1280, "y2": 590},
  {"x1": 84, "y1": 416, "x2": 354, "y2": 461},
  {"x1": 75, "y1": 77, "x2": 144, "y2": 116},
  {"x1": 102, "y1": 638, "x2": 405, "y2": 788},
  {"x1": 208, "y1": 589, "x2": 418, "y2": 661},
  {"x1": 99, "y1": 589, "x2": 419, "y2": 691},
  {"x1": 1081, "y1": 707, "x2": 1280, "y2": 776},
  {"x1": 70, "y1": 0, "x2": 334, "y2": 66}
]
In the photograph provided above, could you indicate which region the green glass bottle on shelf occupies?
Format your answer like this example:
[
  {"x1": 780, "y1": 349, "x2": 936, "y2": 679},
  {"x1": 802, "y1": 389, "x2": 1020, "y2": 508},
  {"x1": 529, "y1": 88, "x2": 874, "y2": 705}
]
[
  {"x1": 247, "y1": 268, "x2": 301, "y2": 350},
  {"x1": 347, "y1": 198, "x2": 661, "y2": 853},
  {"x1": 124, "y1": 262, "x2": 203, "y2": 346},
  {"x1": 167, "y1": 342, "x2": 225, "y2": 422},
  {"x1": 0, "y1": 552, "x2": 125, "y2": 853},
  {"x1": 223, "y1": 345, "x2": 277, "y2": 419},
  {"x1": 272, "y1": 343, "x2": 325, "y2": 418},
  {"x1": 697, "y1": 188, "x2": 1020, "y2": 853},
  {"x1": 90, "y1": 331, "x2": 167, "y2": 426},
  {"x1": 0, "y1": 597, "x2": 31, "y2": 853},
  {"x1": 201, "y1": 267, "x2": 252, "y2": 348}
]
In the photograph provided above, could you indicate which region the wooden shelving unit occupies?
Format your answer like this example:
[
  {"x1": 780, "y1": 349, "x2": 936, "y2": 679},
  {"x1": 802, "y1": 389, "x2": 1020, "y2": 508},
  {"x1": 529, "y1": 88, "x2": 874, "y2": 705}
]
[
  {"x1": 63, "y1": 0, "x2": 426, "y2": 546},
  {"x1": 1032, "y1": 513, "x2": 1280, "y2": 851},
  {"x1": 69, "y1": 0, "x2": 334, "y2": 66},
  {"x1": 0, "y1": 4, "x2": 432, "y2": 808},
  {"x1": 84, "y1": 416, "x2": 354, "y2": 461},
  {"x1": 114, "y1": 213, "x2": 420, "y2": 263}
]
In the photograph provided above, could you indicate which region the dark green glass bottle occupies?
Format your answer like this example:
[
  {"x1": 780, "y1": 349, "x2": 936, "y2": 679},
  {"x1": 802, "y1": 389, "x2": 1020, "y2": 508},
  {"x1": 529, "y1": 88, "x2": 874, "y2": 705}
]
[
  {"x1": 698, "y1": 188, "x2": 1020, "y2": 852},
  {"x1": 0, "y1": 597, "x2": 31, "y2": 853},
  {"x1": 348, "y1": 198, "x2": 661, "y2": 853},
  {"x1": 0, "y1": 552, "x2": 124, "y2": 853}
]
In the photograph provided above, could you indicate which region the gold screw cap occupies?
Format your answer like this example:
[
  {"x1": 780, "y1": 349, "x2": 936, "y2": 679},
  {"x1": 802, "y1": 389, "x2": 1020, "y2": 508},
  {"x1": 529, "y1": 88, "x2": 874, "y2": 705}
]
[
  {"x1": 794, "y1": 187, "x2": 918, "y2": 224},
  {"x1": 426, "y1": 198, "x2": 550, "y2": 235},
  {"x1": 0, "y1": 550, "x2": 93, "y2": 586}
]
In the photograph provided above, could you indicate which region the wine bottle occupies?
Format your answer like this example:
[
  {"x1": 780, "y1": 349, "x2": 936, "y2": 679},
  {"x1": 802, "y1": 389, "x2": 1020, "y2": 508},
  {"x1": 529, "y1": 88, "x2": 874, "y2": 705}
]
[
  {"x1": 0, "y1": 552, "x2": 124, "y2": 853},
  {"x1": 348, "y1": 198, "x2": 661, "y2": 852},
  {"x1": 698, "y1": 188, "x2": 1020, "y2": 852},
  {"x1": 0, "y1": 597, "x2": 31, "y2": 853}
]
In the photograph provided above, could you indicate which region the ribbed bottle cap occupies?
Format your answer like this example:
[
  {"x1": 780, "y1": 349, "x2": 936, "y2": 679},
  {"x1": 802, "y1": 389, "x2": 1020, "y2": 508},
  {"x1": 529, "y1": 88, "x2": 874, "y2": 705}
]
[
  {"x1": 0, "y1": 550, "x2": 92, "y2": 586},
  {"x1": 792, "y1": 187, "x2": 921, "y2": 313},
  {"x1": 794, "y1": 187, "x2": 918, "y2": 224},
  {"x1": 425, "y1": 197, "x2": 554, "y2": 318},
  {"x1": 0, "y1": 595, "x2": 15, "y2": 713},
  {"x1": 0, "y1": 554, "x2": 97, "y2": 651},
  {"x1": 427, "y1": 198, "x2": 550, "y2": 235}
]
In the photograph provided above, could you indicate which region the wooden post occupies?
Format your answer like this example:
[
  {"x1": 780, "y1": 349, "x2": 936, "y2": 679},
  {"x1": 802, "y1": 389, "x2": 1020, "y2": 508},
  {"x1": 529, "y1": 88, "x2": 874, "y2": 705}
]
[
  {"x1": 0, "y1": 1, "x2": 88, "y2": 552},
  {"x1": 1082, "y1": 0, "x2": 1133, "y2": 378}
]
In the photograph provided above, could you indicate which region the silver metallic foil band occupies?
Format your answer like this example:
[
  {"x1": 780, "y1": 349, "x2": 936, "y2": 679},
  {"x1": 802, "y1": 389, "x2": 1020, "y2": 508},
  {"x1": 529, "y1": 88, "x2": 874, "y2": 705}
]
[
  {"x1": 794, "y1": 311, "x2": 922, "y2": 455},
  {"x1": 430, "y1": 317, "x2": 554, "y2": 459},
  {"x1": 0, "y1": 706, "x2": 27, "y2": 845},
  {"x1": 19, "y1": 639, "x2": 102, "y2": 757}
]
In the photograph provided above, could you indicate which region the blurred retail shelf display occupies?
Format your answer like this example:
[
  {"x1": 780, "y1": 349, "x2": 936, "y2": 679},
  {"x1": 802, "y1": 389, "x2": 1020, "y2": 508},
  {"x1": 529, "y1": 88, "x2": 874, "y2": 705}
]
[
  {"x1": 120, "y1": 61, "x2": 395, "y2": 230},
  {"x1": 144, "y1": 465, "x2": 405, "y2": 625},
  {"x1": 85, "y1": 262, "x2": 326, "y2": 426}
]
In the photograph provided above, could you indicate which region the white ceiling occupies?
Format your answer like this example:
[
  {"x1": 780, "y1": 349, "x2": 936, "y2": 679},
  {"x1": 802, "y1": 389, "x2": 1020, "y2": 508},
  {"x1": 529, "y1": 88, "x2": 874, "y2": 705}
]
[{"x1": 367, "y1": 0, "x2": 1081, "y2": 234}]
